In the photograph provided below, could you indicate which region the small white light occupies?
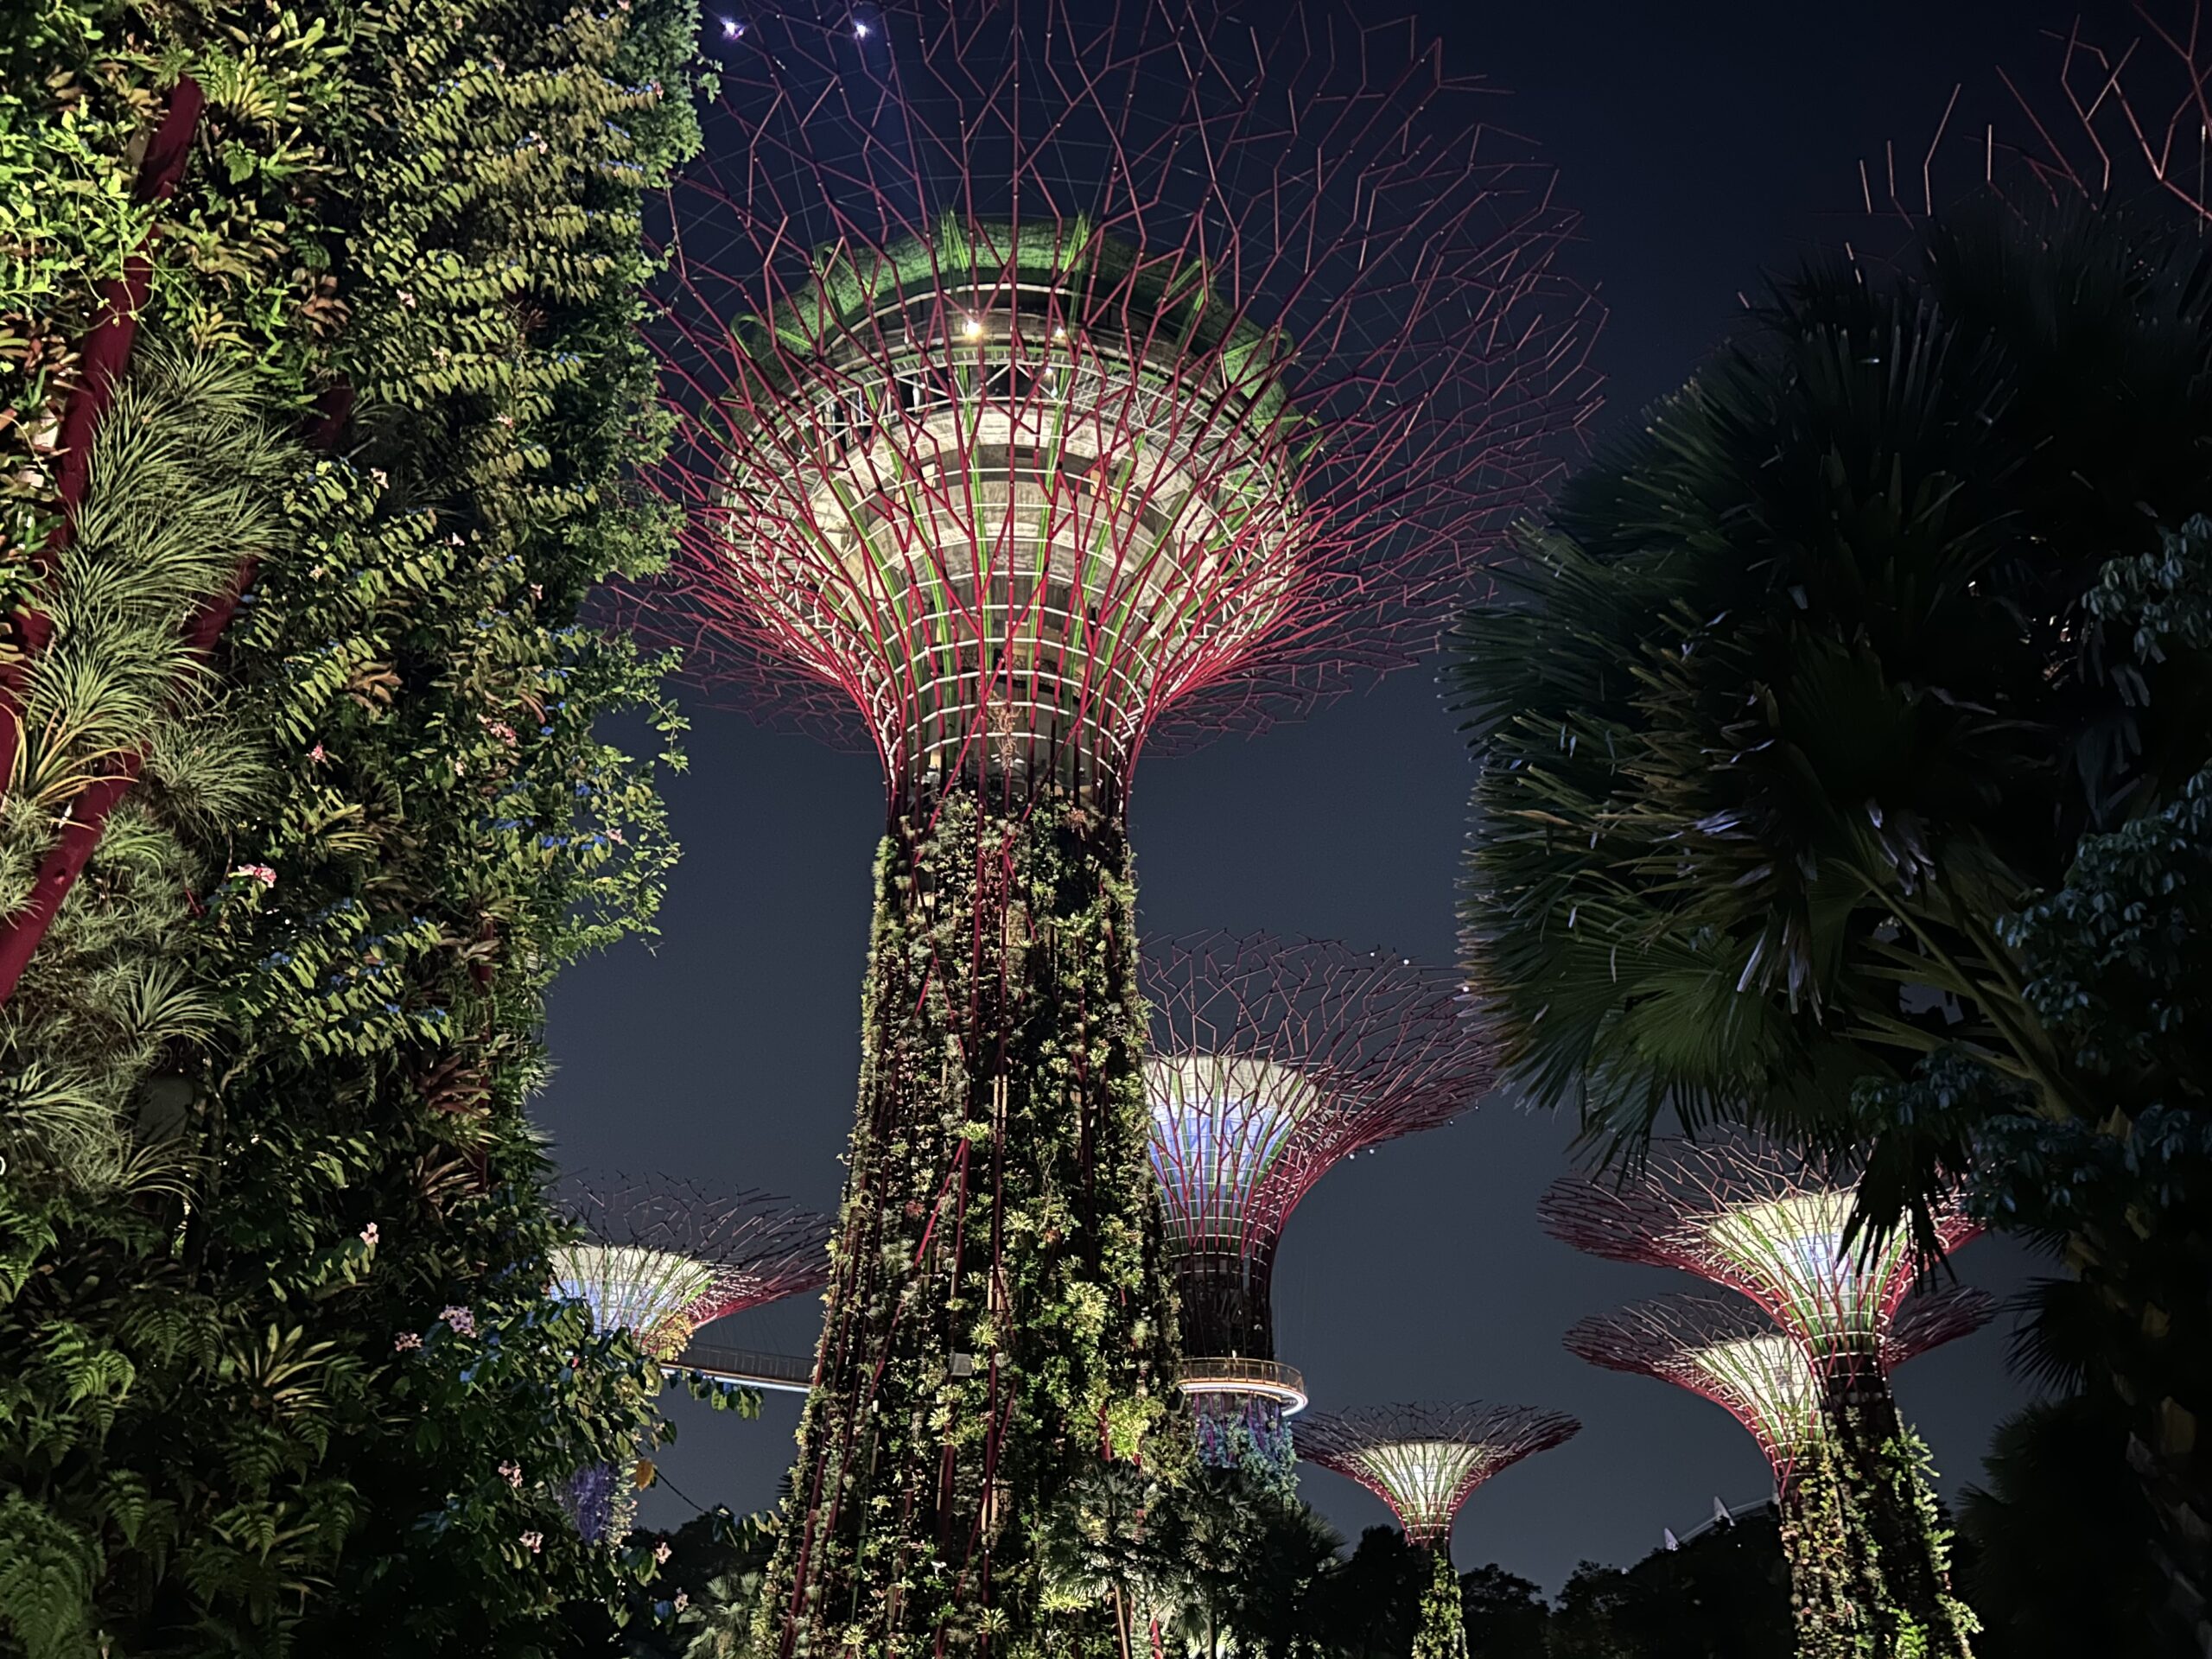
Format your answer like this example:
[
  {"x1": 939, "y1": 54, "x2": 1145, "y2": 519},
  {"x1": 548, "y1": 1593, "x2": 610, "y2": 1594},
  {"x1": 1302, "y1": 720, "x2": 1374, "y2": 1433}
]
[
  {"x1": 962, "y1": 317, "x2": 982, "y2": 339},
  {"x1": 855, "y1": 20, "x2": 870, "y2": 36},
  {"x1": 721, "y1": 16, "x2": 742, "y2": 35},
  {"x1": 1052, "y1": 326, "x2": 1067, "y2": 341}
]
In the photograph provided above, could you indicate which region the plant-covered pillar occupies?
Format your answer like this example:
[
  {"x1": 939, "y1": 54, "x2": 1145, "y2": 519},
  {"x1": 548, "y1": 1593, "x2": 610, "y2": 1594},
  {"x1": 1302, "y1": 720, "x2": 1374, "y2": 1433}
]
[
  {"x1": 1822, "y1": 1363, "x2": 1979, "y2": 1657},
  {"x1": 762, "y1": 785, "x2": 1181, "y2": 1652},
  {"x1": 1411, "y1": 1542, "x2": 1468, "y2": 1659},
  {"x1": 1777, "y1": 1436, "x2": 1878, "y2": 1659}
]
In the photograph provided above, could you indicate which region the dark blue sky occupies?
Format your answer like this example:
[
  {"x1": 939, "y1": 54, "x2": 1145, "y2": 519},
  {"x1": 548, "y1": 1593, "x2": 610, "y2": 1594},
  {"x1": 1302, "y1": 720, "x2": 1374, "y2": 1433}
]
[{"x1": 543, "y1": 0, "x2": 2097, "y2": 1592}]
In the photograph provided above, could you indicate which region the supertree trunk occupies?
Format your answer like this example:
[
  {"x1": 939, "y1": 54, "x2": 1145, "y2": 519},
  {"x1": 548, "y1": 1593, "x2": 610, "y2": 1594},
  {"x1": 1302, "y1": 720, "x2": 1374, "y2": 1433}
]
[
  {"x1": 1777, "y1": 1439, "x2": 1878, "y2": 1659},
  {"x1": 1821, "y1": 1360, "x2": 1978, "y2": 1658},
  {"x1": 1412, "y1": 1543, "x2": 1467, "y2": 1659},
  {"x1": 763, "y1": 785, "x2": 1180, "y2": 1654}
]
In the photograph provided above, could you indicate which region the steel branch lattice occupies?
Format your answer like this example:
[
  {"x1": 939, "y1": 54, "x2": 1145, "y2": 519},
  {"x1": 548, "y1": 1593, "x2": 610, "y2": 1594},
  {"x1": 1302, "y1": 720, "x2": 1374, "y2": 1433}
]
[
  {"x1": 633, "y1": 0, "x2": 1601, "y2": 801},
  {"x1": 1538, "y1": 1132, "x2": 1983, "y2": 1370},
  {"x1": 1564, "y1": 1287, "x2": 1993, "y2": 1480},
  {"x1": 1143, "y1": 934, "x2": 1496, "y2": 1345},
  {"x1": 1295, "y1": 1402, "x2": 1579, "y2": 1545},
  {"x1": 553, "y1": 1174, "x2": 831, "y2": 1361}
]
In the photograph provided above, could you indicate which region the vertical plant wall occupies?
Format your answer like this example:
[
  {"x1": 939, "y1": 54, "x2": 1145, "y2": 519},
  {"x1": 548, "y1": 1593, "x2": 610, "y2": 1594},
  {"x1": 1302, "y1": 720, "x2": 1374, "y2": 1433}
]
[
  {"x1": 0, "y1": 2, "x2": 716, "y2": 1652},
  {"x1": 760, "y1": 789, "x2": 1185, "y2": 1654}
]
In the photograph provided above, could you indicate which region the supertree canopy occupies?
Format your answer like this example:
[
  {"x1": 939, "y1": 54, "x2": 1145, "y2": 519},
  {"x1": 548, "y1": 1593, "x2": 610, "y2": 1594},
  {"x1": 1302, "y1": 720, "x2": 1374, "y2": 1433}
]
[
  {"x1": 1541, "y1": 1134, "x2": 1986, "y2": 1658},
  {"x1": 551, "y1": 1176, "x2": 830, "y2": 1545},
  {"x1": 1535, "y1": 1132, "x2": 1983, "y2": 1370},
  {"x1": 1144, "y1": 935, "x2": 1497, "y2": 1477},
  {"x1": 1562, "y1": 1287, "x2": 1995, "y2": 1482},
  {"x1": 639, "y1": 2, "x2": 1596, "y2": 1647},
  {"x1": 554, "y1": 1175, "x2": 832, "y2": 1360},
  {"x1": 1299, "y1": 1402, "x2": 1578, "y2": 1659}
]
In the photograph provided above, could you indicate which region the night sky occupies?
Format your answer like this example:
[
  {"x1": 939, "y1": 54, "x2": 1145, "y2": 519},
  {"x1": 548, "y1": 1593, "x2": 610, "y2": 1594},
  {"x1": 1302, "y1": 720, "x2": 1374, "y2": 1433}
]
[{"x1": 541, "y1": 0, "x2": 2101, "y2": 1593}]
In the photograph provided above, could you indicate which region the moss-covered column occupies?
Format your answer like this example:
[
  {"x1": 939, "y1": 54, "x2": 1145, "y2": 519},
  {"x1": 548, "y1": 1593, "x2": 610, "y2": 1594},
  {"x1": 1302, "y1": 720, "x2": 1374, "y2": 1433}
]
[
  {"x1": 1777, "y1": 1437, "x2": 1878, "y2": 1658},
  {"x1": 1821, "y1": 1363, "x2": 1979, "y2": 1657},
  {"x1": 1411, "y1": 1542, "x2": 1467, "y2": 1659},
  {"x1": 760, "y1": 785, "x2": 1182, "y2": 1655}
]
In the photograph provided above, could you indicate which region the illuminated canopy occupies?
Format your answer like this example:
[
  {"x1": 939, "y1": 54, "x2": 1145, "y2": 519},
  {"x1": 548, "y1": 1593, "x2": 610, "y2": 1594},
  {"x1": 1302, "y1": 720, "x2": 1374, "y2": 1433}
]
[
  {"x1": 639, "y1": 0, "x2": 1599, "y2": 809},
  {"x1": 1296, "y1": 1402, "x2": 1579, "y2": 1545},
  {"x1": 554, "y1": 1174, "x2": 831, "y2": 1360},
  {"x1": 1565, "y1": 1287, "x2": 1995, "y2": 1479},
  {"x1": 1145, "y1": 1054, "x2": 1318, "y2": 1255},
  {"x1": 1142, "y1": 936, "x2": 1498, "y2": 1474},
  {"x1": 710, "y1": 222, "x2": 1308, "y2": 794},
  {"x1": 1537, "y1": 1131, "x2": 1983, "y2": 1364}
]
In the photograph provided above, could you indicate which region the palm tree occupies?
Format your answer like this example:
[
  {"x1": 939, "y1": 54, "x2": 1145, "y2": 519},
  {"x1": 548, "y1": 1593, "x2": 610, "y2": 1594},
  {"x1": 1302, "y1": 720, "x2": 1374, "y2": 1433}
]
[{"x1": 1453, "y1": 203, "x2": 2212, "y2": 1646}]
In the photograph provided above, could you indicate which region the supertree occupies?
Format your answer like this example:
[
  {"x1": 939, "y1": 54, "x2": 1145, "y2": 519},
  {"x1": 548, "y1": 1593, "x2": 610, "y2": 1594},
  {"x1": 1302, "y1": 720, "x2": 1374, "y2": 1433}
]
[
  {"x1": 1564, "y1": 1287, "x2": 1994, "y2": 1656},
  {"x1": 1298, "y1": 1402, "x2": 1579, "y2": 1659},
  {"x1": 637, "y1": 1, "x2": 1599, "y2": 1646},
  {"x1": 1143, "y1": 935, "x2": 1497, "y2": 1484},
  {"x1": 552, "y1": 1176, "x2": 831, "y2": 1542},
  {"x1": 1540, "y1": 1131, "x2": 1986, "y2": 1656}
]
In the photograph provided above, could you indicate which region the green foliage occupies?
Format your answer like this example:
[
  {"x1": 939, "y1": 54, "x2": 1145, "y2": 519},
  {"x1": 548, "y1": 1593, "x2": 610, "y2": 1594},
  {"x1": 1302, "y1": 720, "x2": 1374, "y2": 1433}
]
[
  {"x1": 1547, "y1": 1510, "x2": 1793, "y2": 1659},
  {"x1": 758, "y1": 788, "x2": 1185, "y2": 1653},
  {"x1": 1452, "y1": 202, "x2": 2212, "y2": 1646},
  {"x1": 1452, "y1": 205, "x2": 2212, "y2": 1225},
  {"x1": 1410, "y1": 1545, "x2": 1468, "y2": 1659},
  {"x1": 1957, "y1": 1392, "x2": 2170, "y2": 1659},
  {"x1": 0, "y1": 0, "x2": 718, "y2": 1652}
]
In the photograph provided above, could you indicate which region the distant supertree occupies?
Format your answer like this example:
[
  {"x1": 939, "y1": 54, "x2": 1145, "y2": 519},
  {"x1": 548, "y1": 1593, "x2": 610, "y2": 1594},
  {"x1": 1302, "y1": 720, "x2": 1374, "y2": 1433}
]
[
  {"x1": 1541, "y1": 1132, "x2": 1985, "y2": 1657},
  {"x1": 1564, "y1": 1287, "x2": 1994, "y2": 1656},
  {"x1": 1299, "y1": 1402, "x2": 1578, "y2": 1659},
  {"x1": 552, "y1": 1176, "x2": 830, "y2": 1542},
  {"x1": 637, "y1": 1, "x2": 1598, "y2": 1645},
  {"x1": 1144, "y1": 936, "x2": 1496, "y2": 1481}
]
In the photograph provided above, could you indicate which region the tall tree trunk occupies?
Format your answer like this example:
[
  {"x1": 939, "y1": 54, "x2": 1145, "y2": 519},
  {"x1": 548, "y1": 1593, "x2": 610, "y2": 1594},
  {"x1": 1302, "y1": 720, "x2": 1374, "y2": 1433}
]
[
  {"x1": 1776, "y1": 1439, "x2": 1876, "y2": 1659},
  {"x1": 759, "y1": 785, "x2": 1180, "y2": 1655},
  {"x1": 1822, "y1": 1359, "x2": 1977, "y2": 1657}
]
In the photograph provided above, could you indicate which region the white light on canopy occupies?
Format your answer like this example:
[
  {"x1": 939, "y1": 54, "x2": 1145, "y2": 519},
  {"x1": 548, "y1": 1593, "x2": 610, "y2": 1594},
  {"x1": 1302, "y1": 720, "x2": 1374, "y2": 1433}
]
[
  {"x1": 1703, "y1": 1192, "x2": 1907, "y2": 1353},
  {"x1": 553, "y1": 1243, "x2": 719, "y2": 1357},
  {"x1": 1349, "y1": 1438, "x2": 1501, "y2": 1543},
  {"x1": 1687, "y1": 1333, "x2": 1826, "y2": 1458},
  {"x1": 1143, "y1": 1054, "x2": 1319, "y2": 1246}
]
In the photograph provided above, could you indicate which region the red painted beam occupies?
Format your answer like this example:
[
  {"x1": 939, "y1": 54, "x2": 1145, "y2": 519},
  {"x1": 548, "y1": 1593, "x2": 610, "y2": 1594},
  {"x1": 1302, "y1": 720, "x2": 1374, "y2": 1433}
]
[{"x1": 0, "y1": 80, "x2": 208, "y2": 1007}]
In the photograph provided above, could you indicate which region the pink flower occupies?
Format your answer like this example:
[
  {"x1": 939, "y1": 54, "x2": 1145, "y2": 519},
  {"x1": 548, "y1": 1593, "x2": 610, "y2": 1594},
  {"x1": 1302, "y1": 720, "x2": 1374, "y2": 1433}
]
[
  {"x1": 673, "y1": 1592, "x2": 688, "y2": 1611},
  {"x1": 398, "y1": 289, "x2": 416, "y2": 308},
  {"x1": 359, "y1": 1223, "x2": 379, "y2": 1248},
  {"x1": 519, "y1": 1529, "x2": 543, "y2": 1554},
  {"x1": 499, "y1": 1460, "x2": 523, "y2": 1489},
  {"x1": 230, "y1": 864, "x2": 276, "y2": 887},
  {"x1": 393, "y1": 1331, "x2": 423, "y2": 1352},
  {"x1": 309, "y1": 743, "x2": 327, "y2": 764},
  {"x1": 653, "y1": 1539, "x2": 671, "y2": 1565},
  {"x1": 440, "y1": 1305, "x2": 476, "y2": 1337}
]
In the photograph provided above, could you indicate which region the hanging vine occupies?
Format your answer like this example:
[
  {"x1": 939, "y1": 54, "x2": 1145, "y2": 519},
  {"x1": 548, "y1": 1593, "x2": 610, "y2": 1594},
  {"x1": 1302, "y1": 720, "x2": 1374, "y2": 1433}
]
[{"x1": 758, "y1": 785, "x2": 1185, "y2": 1655}]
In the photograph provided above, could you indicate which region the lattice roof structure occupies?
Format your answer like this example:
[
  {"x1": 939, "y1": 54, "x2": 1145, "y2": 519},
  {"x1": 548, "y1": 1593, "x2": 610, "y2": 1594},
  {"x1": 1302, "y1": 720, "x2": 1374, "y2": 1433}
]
[
  {"x1": 552, "y1": 1175, "x2": 831, "y2": 1361},
  {"x1": 1295, "y1": 1402, "x2": 1580, "y2": 1545},
  {"x1": 1537, "y1": 1131, "x2": 1984, "y2": 1367},
  {"x1": 636, "y1": 0, "x2": 1600, "y2": 803},
  {"x1": 1563, "y1": 1286, "x2": 1995, "y2": 1478},
  {"x1": 1144, "y1": 935, "x2": 1497, "y2": 1356}
]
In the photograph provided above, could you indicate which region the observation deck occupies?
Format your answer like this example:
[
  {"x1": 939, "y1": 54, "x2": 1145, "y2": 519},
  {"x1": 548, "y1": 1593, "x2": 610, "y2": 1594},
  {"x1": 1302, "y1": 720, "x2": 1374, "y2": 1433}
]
[
  {"x1": 676, "y1": 1340, "x2": 815, "y2": 1395},
  {"x1": 1176, "y1": 1355, "x2": 1308, "y2": 1414}
]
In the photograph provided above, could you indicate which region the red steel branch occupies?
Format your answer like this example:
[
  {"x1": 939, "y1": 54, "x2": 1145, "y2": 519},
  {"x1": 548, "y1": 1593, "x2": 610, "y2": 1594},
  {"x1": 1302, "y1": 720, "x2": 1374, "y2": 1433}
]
[{"x1": 0, "y1": 81, "x2": 222, "y2": 1007}]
